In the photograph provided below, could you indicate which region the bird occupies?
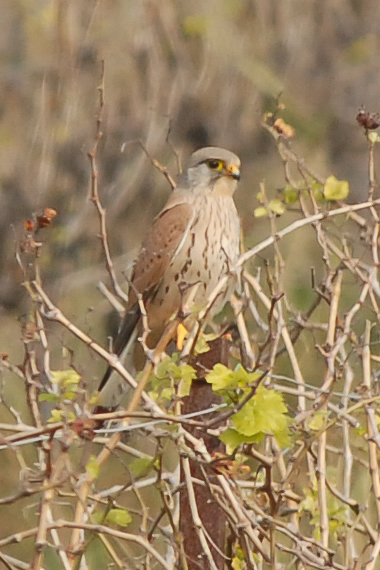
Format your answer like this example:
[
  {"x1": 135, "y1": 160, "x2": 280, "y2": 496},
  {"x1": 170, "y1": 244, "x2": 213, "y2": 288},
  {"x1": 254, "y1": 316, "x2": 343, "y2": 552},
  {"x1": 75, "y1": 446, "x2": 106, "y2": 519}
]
[{"x1": 96, "y1": 146, "x2": 241, "y2": 411}]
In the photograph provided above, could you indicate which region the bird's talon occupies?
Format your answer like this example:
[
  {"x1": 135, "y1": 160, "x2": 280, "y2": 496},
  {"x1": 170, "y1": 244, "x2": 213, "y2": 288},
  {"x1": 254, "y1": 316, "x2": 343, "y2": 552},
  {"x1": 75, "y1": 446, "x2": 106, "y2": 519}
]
[{"x1": 177, "y1": 323, "x2": 188, "y2": 350}]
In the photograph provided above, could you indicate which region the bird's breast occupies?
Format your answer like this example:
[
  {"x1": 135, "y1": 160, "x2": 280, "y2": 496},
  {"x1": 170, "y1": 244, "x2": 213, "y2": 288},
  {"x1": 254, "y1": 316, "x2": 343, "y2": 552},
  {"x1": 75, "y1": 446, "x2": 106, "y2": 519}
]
[{"x1": 147, "y1": 195, "x2": 240, "y2": 330}]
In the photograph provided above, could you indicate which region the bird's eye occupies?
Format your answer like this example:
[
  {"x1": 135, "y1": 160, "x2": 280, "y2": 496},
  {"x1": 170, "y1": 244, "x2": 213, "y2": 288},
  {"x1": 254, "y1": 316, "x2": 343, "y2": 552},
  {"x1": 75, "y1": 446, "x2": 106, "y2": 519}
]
[{"x1": 207, "y1": 159, "x2": 224, "y2": 171}]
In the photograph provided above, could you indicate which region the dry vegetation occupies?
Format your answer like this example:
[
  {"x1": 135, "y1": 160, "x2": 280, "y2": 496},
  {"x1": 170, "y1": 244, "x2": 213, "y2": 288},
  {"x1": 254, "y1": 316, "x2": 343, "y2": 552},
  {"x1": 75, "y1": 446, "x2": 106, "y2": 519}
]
[{"x1": 2, "y1": 1, "x2": 380, "y2": 569}]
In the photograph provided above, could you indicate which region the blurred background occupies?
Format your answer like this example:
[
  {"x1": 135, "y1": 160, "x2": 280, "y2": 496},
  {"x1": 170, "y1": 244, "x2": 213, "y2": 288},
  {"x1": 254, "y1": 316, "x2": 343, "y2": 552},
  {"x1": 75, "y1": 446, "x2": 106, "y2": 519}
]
[
  {"x1": 2, "y1": 0, "x2": 380, "y2": 443},
  {"x1": 2, "y1": 0, "x2": 380, "y2": 321},
  {"x1": 2, "y1": 0, "x2": 380, "y2": 563}
]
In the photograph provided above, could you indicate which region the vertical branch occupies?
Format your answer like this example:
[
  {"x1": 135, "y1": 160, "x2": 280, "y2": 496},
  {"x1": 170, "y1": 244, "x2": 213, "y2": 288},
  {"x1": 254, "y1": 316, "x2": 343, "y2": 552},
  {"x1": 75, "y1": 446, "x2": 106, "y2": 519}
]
[
  {"x1": 179, "y1": 337, "x2": 230, "y2": 570},
  {"x1": 243, "y1": 272, "x2": 306, "y2": 412},
  {"x1": 339, "y1": 346, "x2": 357, "y2": 564},
  {"x1": 368, "y1": 137, "x2": 376, "y2": 202},
  {"x1": 316, "y1": 428, "x2": 329, "y2": 552},
  {"x1": 181, "y1": 454, "x2": 219, "y2": 570},
  {"x1": 88, "y1": 61, "x2": 129, "y2": 304},
  {"x1": 317, "y1": 271, "x2": 342, "y2": 553},
  {"x1": 362, "y1": 320, "x2": 380, "y2": 527}
]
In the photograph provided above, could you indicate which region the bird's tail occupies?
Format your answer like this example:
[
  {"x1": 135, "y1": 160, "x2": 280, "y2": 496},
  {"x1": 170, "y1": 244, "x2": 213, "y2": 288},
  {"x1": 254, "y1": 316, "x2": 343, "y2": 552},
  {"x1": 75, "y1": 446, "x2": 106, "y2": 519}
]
[{"x1": 94, "y1": 304, "x2": 140, "y2": 413}]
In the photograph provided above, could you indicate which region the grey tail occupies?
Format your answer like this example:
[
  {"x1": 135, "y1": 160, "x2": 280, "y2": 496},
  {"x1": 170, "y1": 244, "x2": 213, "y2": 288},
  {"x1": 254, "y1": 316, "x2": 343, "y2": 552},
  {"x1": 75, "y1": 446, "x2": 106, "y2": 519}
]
[{"x1": 95, "y1": 303, "x2": 141, "y2": 409}]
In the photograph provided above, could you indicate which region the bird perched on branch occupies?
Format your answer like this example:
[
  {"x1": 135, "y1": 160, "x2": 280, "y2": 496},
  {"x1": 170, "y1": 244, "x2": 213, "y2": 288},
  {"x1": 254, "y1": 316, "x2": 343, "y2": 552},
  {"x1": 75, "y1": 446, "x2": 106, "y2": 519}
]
[{"x1": 96, "y1": 146, "x2": 241, "y2": 410}]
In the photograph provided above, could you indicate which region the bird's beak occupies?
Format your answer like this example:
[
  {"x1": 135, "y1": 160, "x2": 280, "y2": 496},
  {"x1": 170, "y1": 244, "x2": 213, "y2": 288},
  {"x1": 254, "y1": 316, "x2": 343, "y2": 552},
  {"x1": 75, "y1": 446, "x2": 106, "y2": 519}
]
[{"x1": 226, "y1": 164, "x2": 241, "y2": 181}]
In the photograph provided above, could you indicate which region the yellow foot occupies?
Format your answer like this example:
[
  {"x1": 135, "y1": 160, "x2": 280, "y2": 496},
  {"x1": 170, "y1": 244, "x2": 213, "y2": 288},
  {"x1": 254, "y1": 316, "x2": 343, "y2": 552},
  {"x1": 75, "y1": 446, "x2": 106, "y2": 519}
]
[{"x1": 176, "y1": 323, "x2": 188, "y2": 350}]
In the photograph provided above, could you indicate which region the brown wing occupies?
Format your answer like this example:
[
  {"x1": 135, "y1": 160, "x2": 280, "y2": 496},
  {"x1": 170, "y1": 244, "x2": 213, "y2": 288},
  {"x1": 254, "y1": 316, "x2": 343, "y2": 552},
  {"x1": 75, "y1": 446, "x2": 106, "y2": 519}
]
[
  {"x1": 128, "y1": 201, "x2": 193, "y2": 305},
  {"x1": 98, "y1": 201, "x2": 193, "y2": 394}
]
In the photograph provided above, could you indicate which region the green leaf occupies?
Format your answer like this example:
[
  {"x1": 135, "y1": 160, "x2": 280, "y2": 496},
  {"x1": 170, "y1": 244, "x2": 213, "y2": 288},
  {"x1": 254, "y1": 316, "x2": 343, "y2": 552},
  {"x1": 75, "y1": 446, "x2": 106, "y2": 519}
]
[
  {"x1": 47, "y1": 409, "x2": 64, "y2": 423},
  {"x1": 231, "y1": 386, "x2": 290, "y2": 447},
  {"x1": 308, "y1": 410, "x2": 327, "y2": 431},
  {"x1": 300, "y1": 488, "x2": 317, "y2": 515},
  {"x1": 219, "y1": 428, "x2": 262, "y2": 454},
  {"x1": 283, "y1": 186, "x2": 299, "y2": 205},
  {"x1": 178, "y1": 364, "x2": 197, "y2": 384},
  {"x1": 152, "y1": 357, "x2": 196, "y2": 401},
  {"x1": 129, "y1": 455, "x2": 156, "y2": 478},
  {"x1": 91, "y1": 511, "x2": 104, "y2": 524},
  {"x1": 231, "y1": 555, "x2": 243, "y2": 570},
  {"x1": 86, "y1": 455, "x2": 100, "y2": 479},
  {"x1": 38, "y1": 393, "x2": 60, "y2": 403},
  {"x1": 256, "y1": 191, "x2": 265, "y2": 203},
  {"x1": 155, "y1": 358, "x2": 196, "y2": 384},
  {"x1": 194, "y1": 332, "x2": 217, "y2": 355},
  {"x1": 206, "y1": 364, "x2": 234, "y2": 391},
  {"x1": 268, "y1": 199, "x2": 285, "y2": 215},
  {"x1": 154, "y1": 358, "x2": 170, "y2": 380},
  {"x1": 148, "y1": 390, "x2": 159, "y2": 401},
  {"x1": 62, "y1": 390, "x2": 78, "y2": 401},
  {"x1": 323, "y1": 176, "x2": 350, "y2": 201},
  {"x1": 88, "y1": 392, "x2": 100, "y2": 405},
  {"x1": 254, "y1": 206, "x2": 268, "y2": 218},
  {"x1": 234, "y1": 366, "x2": 260, "y2": 386},
  {"x1": 231, "y1": 545, "x2": 245, "y2": 570},
  {"x1": 311, "y1": 180, "x2": 325, "y2": 201},
  {"x1": 105, "y1": 508, "x2": 132, "y2": 527},
  {"x1": 178, "y1": 375, "x2": 192, "y2": 397},
  {"x1": 160, "y1": 387, "x2": 174, "y2": 401},
  {"x1": 355, "y1": 423, "x2": 366, "y2": 437},
  {"x1": 206, "y1": 364, "x2": 260, "y2": 392},
  {"x1": 51, "y1": 369, "x2": 81, "y2": 385}
]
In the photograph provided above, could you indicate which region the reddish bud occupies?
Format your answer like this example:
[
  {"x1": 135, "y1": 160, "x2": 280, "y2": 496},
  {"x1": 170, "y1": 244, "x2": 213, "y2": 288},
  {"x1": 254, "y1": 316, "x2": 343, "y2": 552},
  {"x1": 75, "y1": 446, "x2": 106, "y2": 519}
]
[
  {"x1": 72, "y1": 418, "x2": 96, "y2": 441},
  {"x1": 37, "y1": 207, "x2": 57, "y2": 229},
  {"x1": 44, "y1": 207, "x2": 57, "y2": 219},
  {"x1": 274, "y1": 118, "x2": 295, "y2": 138},
  {"x1": 356, "y1": 108, "x2": 380, "y2": 130},
  {"x1": 24, "y1": 220, "x2": 35, "y2": 232}
]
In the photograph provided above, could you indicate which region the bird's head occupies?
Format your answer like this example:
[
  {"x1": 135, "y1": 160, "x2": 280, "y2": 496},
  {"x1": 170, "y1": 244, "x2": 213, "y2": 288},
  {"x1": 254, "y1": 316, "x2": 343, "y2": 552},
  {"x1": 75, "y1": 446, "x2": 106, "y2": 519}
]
[{"x1": 180, "y1": 147, "x2": 241, "y2": 196}]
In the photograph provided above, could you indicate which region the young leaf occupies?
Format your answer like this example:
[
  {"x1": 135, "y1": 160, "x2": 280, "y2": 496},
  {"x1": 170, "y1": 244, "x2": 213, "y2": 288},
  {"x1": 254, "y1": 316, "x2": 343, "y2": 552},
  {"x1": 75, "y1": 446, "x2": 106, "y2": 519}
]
[
  {"x1": 161, "y1": 387, "x2": 174, "y2": 401},
  {"x1": 323, "y1": 176, "x2": 349, "y2": 201},
  {"x1": 105, "y1": 508, "x2": 132, "y2": 527},
  {"x1": 219, "y1": 428, "x2": 262, "y2": 454},
  {"x1": 86, "y1": 455, "x2": 100, "y2": 479},
  {"x1": 254, "y1": 206, "x2": 268, "y2": 218},
  {"x1": 38, "y1": 393, "x2": 60, "y2": 403},
  {"x1": 311, "y1": 180, "x2": 325, "y2": 201},
  {"x1": 231, "y1": 386, "x2": 290, "y2": 447},
  {"x1": 231, "y1": 545, "x2": 245, "y2": 570},
  {"x1": 88, "y1": 392, "x2": 100, "y2": 405},
  {"x1": 129, "y1": 455, "x2": 156, "y2": 478},
  {"x1": 307, "y1": 410, "x2": 327, "y2": 431},
  {"x1": 269, "y1": 199, "x2": 285, "y2": 215},
  {"x1": 284, "y1": 185, "x2": 299, "y2": 205},
  {"x1": 51, "y1": 369, "x2": 81, "y2": 385},
  {"x1": 47, "y1": 409, "x2": 64, "y2": 423},
  {"x1": 206, "y1": 364, "x2": 260, "y2": 392},
  {"x1": 62, "y1": 390, "x2": 78, "y2": 401},
  {"x1": 178, "y1": 374, "x2": 192, "y2": 397},
  {"x1": 206, "y1": 363, "x2": 234, "y2": 391},
  {"x1": 194, "y1": 331, "x2": 217, "y2": 355},
  {"x1": 368, "y1": 131, "x2": 380, "y2": 144}
]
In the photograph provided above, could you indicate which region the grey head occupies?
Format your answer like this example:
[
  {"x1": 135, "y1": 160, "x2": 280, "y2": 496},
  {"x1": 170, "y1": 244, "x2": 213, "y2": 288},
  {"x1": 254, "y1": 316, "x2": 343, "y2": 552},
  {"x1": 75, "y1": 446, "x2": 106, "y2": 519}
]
[{"x1": 178, "y1": 146, "x2": 241, "y2": 193}]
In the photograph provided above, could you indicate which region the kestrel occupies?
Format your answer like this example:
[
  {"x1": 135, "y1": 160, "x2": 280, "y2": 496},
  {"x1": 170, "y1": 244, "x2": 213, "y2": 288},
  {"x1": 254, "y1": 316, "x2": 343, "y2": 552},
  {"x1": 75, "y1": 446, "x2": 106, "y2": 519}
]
[{"x1": 97, "y1": 146, "x2": 241, "y2": 409}]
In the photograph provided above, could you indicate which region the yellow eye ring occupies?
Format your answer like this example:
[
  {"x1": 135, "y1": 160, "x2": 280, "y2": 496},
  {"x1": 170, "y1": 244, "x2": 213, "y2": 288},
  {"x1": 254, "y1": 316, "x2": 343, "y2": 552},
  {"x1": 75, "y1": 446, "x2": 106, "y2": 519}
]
[{"x1": 207, "y1": 159, "x2": 224, "y2": 171}]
